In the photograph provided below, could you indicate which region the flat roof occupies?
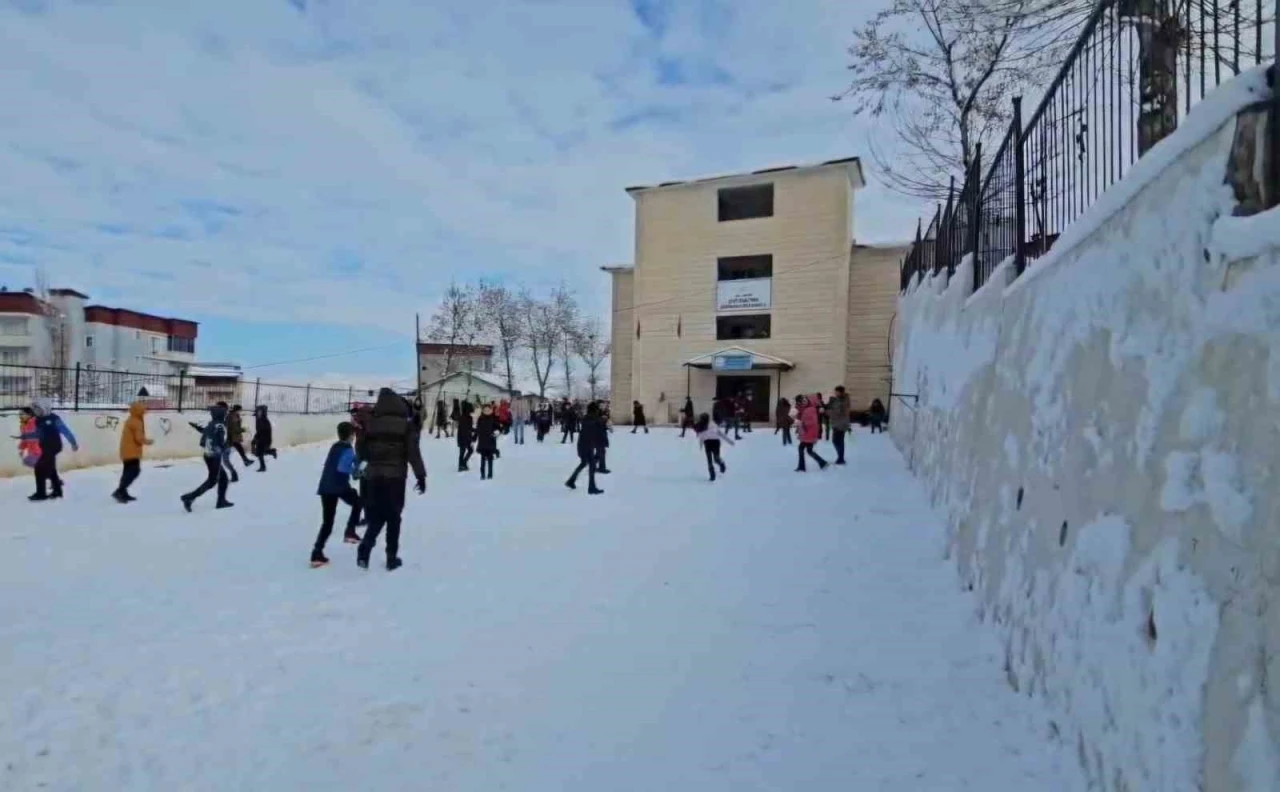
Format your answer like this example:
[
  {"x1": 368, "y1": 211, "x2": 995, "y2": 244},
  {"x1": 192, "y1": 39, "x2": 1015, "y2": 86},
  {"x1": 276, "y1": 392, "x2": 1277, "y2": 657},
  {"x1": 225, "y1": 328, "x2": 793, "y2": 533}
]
[
  {"x1": 625, "y1": 156, "x2": 865, "y2": 196},
  {"x1": 600, "y1": 264, "x2": 634, "y2": 274}
]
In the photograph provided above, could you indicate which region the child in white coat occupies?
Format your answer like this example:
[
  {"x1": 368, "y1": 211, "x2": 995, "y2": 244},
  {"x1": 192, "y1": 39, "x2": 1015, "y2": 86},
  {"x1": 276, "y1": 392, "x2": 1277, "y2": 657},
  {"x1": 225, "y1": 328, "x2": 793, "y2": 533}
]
[{"x1": 693, "y1": 412, "x2": 735, "y2": 482}]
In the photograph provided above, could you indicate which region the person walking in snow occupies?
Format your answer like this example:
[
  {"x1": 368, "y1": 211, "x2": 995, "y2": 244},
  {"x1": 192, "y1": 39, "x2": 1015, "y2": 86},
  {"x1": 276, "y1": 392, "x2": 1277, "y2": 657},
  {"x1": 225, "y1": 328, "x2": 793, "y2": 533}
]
[
  {"x1": 596, "y1": 412, "x2": 612, "y2": 474},
  {"x1": 775, "y1": 397, "x2": 794, "y2": 446},
  {"x1": 511, "y1": 398, "x2": 527, "y2": 445},
  {"x1": 868, "y1": 398, "x2": 887, "y2": 434},
  {"x1": 795, "y1": 395, "x2": 829, "y2": 472},
  {"x1": 252, "y1": 405, "x2": 275, "y2": 472},
  {"x1": 455, "y1": 401, "x2": 475, "y2": 472},
  {"x1": 631, "y1": 401, "x2": 649, "y2": 434},
  {"x1": 309, "y1": 421, "x2": 363, "y2": 567},
  {"x1": 354, "y1": 387, "x2": 427, "y2": 571},
  {"x1": 565, "y1": 401, "x2": 606, "y2": 495},
  {"x1": 475, "y1": 403, "x2": 500, "y2": 480},
  {"x1": 692, "y1": 412, "x2": 734, "y2": 482},
  {"x1": 815, "y1": 392, "x2": 830, "y2": 441},
  {"x1": 560, "y1": 399, "x2": 578, "y2": 444},
  {"x1": 827, "y1": 386, "x2": 852, "y2": 465},
  {"x1": 113, "y1": 400, "x2": 153, "y2": 503},
  {"x1": 16, "y1": 399, "x2": 78, "y2": 501},
  {"x1": 227, "y1": 405, "x2": 252, "y2": 468},
  {"x1": 535, "y1": 403, "x2": 552, "y2": 442},
  {"x1": 433, "y1": 399, "x2": 449, "y2": 438},
  {"x1": 181, "y1": 403, "x2": 234, "y2": 512},
  {"x1": 679, "y1": 396, "x2": 694, "y2": 437}
]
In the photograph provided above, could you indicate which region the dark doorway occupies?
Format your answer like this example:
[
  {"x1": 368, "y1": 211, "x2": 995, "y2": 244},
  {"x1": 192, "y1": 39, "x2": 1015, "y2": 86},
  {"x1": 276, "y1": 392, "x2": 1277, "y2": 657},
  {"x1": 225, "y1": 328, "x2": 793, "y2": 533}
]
[{"x1": 715, "y1": 375, "x2": 771, "y2": 423}]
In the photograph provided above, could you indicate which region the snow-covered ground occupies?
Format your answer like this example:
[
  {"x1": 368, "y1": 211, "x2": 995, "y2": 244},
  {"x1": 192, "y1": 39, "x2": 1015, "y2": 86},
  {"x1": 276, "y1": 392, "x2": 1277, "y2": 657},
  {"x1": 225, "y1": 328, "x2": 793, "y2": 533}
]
[{"x1": 0, "y1": 429, "x2": 1085, "y2": 791}]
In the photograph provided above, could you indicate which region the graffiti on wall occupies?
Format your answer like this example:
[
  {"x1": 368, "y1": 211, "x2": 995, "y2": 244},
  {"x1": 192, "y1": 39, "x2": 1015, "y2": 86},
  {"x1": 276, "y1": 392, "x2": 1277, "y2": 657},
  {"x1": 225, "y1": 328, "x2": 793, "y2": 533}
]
[{"x1": 93, "y1": 415, "x2": 121, "y2": 431}]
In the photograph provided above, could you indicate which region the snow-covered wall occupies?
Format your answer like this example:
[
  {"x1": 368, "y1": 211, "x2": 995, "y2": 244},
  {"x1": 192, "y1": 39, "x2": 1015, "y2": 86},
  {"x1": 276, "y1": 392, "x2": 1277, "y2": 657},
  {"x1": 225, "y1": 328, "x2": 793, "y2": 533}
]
[
  {"x1": 891, "y1": 67, "x2": 1279, "y2": 792},
  {"x1": 1, "y1": 411, "x2": 339, "y2": 478}
]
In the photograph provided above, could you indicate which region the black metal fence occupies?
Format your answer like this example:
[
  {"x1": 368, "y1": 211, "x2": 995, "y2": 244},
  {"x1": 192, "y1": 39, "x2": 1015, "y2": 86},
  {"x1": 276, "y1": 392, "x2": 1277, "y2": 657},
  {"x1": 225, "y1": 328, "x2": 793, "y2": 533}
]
[
  {"x1": 0, "y1": 363, "x2": 370, "y2": 414},
  {"x1": 901, "y1": 0, "x2": 1278, "y2": 293}
]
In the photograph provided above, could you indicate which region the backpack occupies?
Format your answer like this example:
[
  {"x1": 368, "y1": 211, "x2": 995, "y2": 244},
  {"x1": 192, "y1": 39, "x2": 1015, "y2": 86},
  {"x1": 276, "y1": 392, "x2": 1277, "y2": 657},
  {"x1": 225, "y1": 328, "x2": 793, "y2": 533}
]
[{"x1": 201, "y1": 422, "x2": 227, "y2": 458}]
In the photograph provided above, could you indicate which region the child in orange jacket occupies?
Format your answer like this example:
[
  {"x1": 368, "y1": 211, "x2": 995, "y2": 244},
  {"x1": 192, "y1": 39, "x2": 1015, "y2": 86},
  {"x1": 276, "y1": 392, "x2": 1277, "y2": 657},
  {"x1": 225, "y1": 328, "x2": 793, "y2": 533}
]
[{"x1": 114, "y1": 401, "x2": 153, "y2": 503}]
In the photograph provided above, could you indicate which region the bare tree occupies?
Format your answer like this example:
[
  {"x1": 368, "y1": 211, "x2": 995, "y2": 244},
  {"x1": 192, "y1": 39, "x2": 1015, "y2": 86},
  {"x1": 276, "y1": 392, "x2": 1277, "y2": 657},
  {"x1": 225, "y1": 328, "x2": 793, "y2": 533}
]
[
  {"x1": 519, "y1": 289, "x2": 558, "y2": 399},
  {"x1": 476, "y1": 280, "x2": 524, "y2": 394},
  {"x1": 574, "y1": 316, "x2": 611, "y2": 402},
  {"x1": 550, "y1": 284, "x2": 579, "y2": 398},
  {"x1": 837, "y1": 0, "x2": 1074, "y2": 200},
  {"x1": 424, "y1": 281, "x2": 479, "y2": 402}
]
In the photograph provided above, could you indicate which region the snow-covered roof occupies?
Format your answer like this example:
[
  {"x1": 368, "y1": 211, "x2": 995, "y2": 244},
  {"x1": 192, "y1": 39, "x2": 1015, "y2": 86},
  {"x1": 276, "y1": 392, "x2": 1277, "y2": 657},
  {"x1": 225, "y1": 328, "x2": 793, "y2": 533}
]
[
  {"x1": 626, "y1": 157, "x2": 864, "y2": 195},
  {"x1": 422, "y1": 370, "x2": 536, "y2": 395},
  {"x1": 684, "y1": 346, "x2": 794, "y2": 370}
]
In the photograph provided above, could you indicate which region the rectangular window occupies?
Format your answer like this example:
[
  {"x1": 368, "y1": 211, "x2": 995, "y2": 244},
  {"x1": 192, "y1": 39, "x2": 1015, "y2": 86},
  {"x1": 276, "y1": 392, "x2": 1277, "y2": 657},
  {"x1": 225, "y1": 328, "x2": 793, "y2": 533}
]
[
  {"x1": 717, "y1": 254, "x2": 773, "y2": 281},
  {"x1": 167, "y1": 336, "x2": 195, "y2": 353},
  {"x1": 0, "y1": 317, "x2": 29, "y2": 336},
  {"x1": 85, "y1": 335, "x2": 95, "y2": 348},
  {"x1": 151, "y1": 336, "x2": 160, "y2": 354},
  {"x1": 717, "y1": 184, "x2": 774, "y2": 221},
  {"x1": 716, "y1": 314, "x2": 771, "y2": 340},
  {"x1": 0, "y1": 345, "x2": 29, "y2": 365}
]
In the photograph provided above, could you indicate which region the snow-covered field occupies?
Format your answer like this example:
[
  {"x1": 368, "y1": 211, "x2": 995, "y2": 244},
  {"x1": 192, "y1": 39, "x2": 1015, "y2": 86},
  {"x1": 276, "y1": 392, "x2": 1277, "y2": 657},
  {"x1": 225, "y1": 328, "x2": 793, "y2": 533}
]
[{"x1": 0, "y1": 429, "x2": 1084, "y2": 791}]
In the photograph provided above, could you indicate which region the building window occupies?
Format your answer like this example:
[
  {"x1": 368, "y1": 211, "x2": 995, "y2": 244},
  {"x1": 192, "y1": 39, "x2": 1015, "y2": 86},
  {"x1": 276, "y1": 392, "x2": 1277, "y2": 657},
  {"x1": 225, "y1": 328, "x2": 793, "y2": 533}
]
[
  {"x1": 0, "y1": 345, "x2": 28, "y2": 365},
  {"x1": 167, "y1": 336, "x2": 195, "y2": 354},
  {"x1": 151, "y1": 336, "x2": 160, "y2": 354},
  {"x1": 717, "y1": 254, "x2": 773, "y2": 281},
  {"x1": 85, "y1": 335, "x2": 95, "y2": 348},
  {"x1": 716, "y1": 314, "x2": 771, "y2": 340},
  {"x1": 717, "y1": 184, "x2": 774, "y2": 222},
  {"x1": 135, "y1": 330, "x2": 142, "y2": 340},
  {"x1": 0, "y1": 317, "x2": 29, "y2": 336}
]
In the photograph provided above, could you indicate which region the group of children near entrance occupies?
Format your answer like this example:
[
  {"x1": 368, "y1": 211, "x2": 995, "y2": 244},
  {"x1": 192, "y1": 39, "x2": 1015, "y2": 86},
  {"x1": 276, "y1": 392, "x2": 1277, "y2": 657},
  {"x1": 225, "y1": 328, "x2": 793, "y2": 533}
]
[{"x1": 12, "y1": 383, "x2": 886, "y2": 570}]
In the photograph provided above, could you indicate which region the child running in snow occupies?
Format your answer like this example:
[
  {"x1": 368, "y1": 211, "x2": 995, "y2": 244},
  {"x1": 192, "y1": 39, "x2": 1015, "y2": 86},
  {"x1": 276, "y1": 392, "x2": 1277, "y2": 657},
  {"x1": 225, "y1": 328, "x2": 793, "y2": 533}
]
[
  {"x1": 114, "y1": 400, "x2": 153, "y2": 503},
  {"x1": 16, "y1": 400, "x2": 79, "y2": 501},
  {"x1": 693, "y1": 413, "x2": 734, "y2": 482},
  {"x1": 310, "y1": 421, "x2": 363, "y2": 568},
  {"x1": 181, "y1": 404, "x2": 234, "y2": 512}
]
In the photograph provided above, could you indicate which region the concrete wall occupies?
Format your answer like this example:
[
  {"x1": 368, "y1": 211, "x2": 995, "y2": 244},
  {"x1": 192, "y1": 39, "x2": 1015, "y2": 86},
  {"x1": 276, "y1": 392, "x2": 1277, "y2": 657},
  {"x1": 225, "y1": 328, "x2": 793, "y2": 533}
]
[
  {"x1": 625, "y1": 166, "x2": 856, "y2": 422},
  {"x1": 2, "y1": 410, "x2": 339, "y2": 478},
  {"x1": 609, "y1": 269, "x2": 635, "y2": 416},
  {"x1": 890, "y1": 69, "x2": 1279, "y2": 791},
  {"x1": 845, "y1": 243, "x2": 907, "y2": 409}
]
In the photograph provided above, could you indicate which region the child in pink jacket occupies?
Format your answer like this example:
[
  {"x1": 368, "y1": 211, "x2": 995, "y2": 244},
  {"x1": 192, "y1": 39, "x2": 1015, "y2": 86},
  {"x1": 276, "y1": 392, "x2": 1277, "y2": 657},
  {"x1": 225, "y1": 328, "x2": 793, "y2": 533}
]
[{"x1": 795, "y1": 395, "x2": 828, "y2": 472}]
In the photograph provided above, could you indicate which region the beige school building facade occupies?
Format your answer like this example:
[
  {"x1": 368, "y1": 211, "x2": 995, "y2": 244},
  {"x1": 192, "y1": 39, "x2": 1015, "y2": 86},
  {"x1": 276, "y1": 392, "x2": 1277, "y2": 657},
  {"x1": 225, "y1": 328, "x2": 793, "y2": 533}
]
[{"x1": 605, "y1": 157, "x2": 907, "y2": 425}]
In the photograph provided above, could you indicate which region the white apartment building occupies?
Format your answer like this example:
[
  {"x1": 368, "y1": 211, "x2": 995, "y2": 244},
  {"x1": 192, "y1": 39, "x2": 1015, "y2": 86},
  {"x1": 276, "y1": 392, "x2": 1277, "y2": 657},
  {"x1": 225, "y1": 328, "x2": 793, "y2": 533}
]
[{"x1": 0, "y1": 287, "x2": 200, "y2": 405}]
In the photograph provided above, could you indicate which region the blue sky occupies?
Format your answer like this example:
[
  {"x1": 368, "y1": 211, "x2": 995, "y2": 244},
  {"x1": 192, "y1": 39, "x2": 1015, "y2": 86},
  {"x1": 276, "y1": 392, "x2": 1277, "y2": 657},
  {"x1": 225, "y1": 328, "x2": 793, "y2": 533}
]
[{"x1": 0, "y1": 0, "x2": 924, "y2": 386}]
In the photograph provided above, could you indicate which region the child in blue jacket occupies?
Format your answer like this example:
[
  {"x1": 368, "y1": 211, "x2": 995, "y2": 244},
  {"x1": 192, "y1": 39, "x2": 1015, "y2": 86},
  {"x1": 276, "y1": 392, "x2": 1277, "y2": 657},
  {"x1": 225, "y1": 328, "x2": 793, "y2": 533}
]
[
  {"x1": 17, "y1": 400, "x2": 79, "y2": 501},
  {"x1": 310, "y1": 422, "x2": 363, "y2": 568}
]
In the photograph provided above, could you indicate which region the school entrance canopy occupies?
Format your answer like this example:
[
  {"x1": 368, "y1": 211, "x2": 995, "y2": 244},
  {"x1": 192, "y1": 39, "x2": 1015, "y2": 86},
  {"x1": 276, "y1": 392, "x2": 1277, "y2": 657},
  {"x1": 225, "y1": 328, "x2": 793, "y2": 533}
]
[
  {"x1": 683, "y1": 346, "x2": 794, "y2": 372},
  {"x1": 681, "y1": 346, "x2": 794, "y2": 406}
]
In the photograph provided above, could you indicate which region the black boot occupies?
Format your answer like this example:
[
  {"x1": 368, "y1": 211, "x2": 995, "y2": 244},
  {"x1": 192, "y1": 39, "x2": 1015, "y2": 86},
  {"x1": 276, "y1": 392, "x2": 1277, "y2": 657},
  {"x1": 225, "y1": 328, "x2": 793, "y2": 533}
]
[
  {"x1": 386, "y1": 557, "x2": 403, "y2": 571},
  {"x1": 310, "y1": 550, "x2": 329, "y2": 568},
  {"x1": 216, "y1": 500, "x2": 235, "y2": 509},
  {"x1": 181, "y1": 494, "x2": 194, "y2": 512}
]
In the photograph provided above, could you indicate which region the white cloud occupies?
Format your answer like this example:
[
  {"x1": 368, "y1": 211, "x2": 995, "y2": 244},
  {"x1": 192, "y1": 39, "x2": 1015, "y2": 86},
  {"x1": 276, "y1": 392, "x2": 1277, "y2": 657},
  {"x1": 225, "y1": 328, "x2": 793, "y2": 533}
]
[{"x1": 0, "y1": 0, "x2": 923, "y2": 349}]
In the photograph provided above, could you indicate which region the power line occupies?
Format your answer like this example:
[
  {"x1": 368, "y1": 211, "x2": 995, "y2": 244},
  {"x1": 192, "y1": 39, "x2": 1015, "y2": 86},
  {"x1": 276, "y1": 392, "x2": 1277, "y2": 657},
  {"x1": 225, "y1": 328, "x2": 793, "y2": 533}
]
[{"x1": 241, "y1": 341, "x2": 409, "y2": 371}]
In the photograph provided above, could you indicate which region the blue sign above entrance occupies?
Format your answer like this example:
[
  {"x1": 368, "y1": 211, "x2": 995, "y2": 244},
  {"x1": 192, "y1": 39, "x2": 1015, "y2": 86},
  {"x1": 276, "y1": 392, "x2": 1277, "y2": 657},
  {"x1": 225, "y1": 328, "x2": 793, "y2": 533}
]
[{"x1": 713, "y1": 354, "x2": 753, "y2": 371}]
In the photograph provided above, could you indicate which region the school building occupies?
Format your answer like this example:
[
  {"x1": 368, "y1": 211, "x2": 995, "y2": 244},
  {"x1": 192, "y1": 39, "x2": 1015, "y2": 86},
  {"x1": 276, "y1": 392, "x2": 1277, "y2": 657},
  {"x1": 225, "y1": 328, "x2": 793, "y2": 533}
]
[{"x1": 604, "y1": 157, "x2": 907, "y2": 424}]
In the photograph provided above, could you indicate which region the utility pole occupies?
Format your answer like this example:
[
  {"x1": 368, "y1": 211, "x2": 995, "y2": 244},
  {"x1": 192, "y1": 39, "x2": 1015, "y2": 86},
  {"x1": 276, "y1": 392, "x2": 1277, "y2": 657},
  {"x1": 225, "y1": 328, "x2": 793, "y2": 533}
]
[{"x1": 414, "y1": 313, "x2": 422, "y2": 398}]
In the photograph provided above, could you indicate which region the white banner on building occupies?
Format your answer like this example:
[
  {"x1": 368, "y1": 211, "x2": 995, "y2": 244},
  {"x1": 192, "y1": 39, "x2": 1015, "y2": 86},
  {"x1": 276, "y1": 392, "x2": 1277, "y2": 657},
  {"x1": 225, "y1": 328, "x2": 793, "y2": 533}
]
[{"x1": 715, "y1": 278, "x2": 771, "y2": 312}]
